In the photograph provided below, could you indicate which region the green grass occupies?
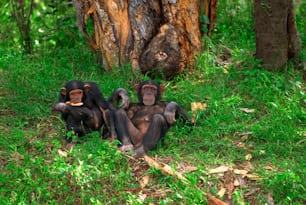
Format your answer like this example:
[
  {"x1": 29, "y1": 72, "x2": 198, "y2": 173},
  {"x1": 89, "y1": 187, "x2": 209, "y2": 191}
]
[
  {"x1": 1, "y1": 46, "x2": 304, "y2": 204},
  {"x1": 0, "y1": 1, "x2": 305, "y2": 204}
]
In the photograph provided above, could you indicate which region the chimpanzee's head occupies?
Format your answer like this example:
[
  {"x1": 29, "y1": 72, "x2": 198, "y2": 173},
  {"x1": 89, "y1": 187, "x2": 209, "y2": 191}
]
[
  {"x1": 59, "y1": 80, "x2": 88, "y2": 106},
  {"x1": 134, "y1": 80, "x2": 164, "y2": 106}
]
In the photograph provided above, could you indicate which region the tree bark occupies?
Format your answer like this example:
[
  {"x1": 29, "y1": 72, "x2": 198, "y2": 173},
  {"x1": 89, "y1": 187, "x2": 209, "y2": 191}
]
[
  {"x1": 203, "y1": 0, "x2": 217, "y2": 36},
  {"x1": 74, "y1": 0, "x2": 217, "y2": 80},
  {"x1": 254, "y1": 0, "x2": 302, "y2": 71}
]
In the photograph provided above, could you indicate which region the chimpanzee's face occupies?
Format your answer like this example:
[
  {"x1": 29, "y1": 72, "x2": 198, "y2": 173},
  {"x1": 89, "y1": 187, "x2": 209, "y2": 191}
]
[
  {"x1": 60, "y1": 80, "x2": 85, "y2": 106},
  {"x1": 134, "y1": 80, "x2": 164, "y2": 106},
  {"x1": 141, "y1": 85, "x2": 158, "y2": 106},
  {"x1": 68, "y1": 89, "x2": 83, "y2": 104}
]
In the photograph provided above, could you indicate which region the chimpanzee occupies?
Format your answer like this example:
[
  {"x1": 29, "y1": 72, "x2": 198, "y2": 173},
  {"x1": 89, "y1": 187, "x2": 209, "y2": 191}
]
[
  {"x1": 114, "y1": 80, "x2": 192, "y2": 155},
  {"x1": 52, "y1": 102, "x2": 102, "y2": 138},
  {"x1": 52, "y1": 80, "x2": 129, "y2": 141}
]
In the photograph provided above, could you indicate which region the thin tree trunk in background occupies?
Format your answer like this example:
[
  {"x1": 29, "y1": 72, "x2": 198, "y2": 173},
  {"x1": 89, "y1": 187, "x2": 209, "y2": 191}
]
[
  {"x1": 254, "y1": 0, "x2": 302, "y2": 71},
  {"x1": 203, "y1": 0, "x2": 218, "y2": 36},
  {"x1": 74, "y1": 0, "x2": 217, "y2": 80},
  {"x1": 10, "y1": 0, "x2": 34, "y2": 54}
]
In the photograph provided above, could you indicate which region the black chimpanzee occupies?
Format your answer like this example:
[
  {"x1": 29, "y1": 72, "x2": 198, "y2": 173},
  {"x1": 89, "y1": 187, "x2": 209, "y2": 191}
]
[
  {"x1": 52, "y1": 102, "x2": 101, "y2": 138},
  {"x1": 52, "y1": 80, "x2": 129, "y2": 141},
  {"x1": 114, "y1": 80, "x2": 192, "y2": 155}
]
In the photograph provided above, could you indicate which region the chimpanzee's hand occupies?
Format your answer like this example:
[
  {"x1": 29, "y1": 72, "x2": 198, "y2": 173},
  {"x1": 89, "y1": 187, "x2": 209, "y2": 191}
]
[
  {"x1": 52, "y1": 102, "x2": 68, "y2": 114},
  {"x1": 117, "y1": 88, "x2": 130, "y2": 109},
  {"x1": 164, "y1": 111, "x2": 176, "y2": 124}
]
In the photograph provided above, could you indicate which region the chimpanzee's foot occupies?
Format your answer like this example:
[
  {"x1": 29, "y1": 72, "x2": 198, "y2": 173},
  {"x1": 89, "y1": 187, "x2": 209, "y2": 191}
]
[
  {"x1": 132, "y1": 145, "x2": 146, "y2": 157},
  {"x1": 119, "y1": 144, "x2": 134, "y2": 152}
]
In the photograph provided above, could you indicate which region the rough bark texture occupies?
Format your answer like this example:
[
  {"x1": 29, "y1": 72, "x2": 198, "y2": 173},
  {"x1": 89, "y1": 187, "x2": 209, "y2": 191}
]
[
  {"x1": 254, "y1": 0, "x2": 302, "y2": 71},
  {"x1": 74, "y1": 0, "x2": 217, "y2": 80}
]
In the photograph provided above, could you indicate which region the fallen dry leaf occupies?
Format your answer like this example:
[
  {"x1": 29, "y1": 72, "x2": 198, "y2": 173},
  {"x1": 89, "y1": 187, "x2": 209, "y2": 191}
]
[
  {"x1": 235, "y1": 142, "x2": 245, "y2": 148},
  {"x1": 245, "y1": 154, "x2": 252, "y2": 161},
  {"x1": 183, "y1": 165, "x2": 198, "y2": 173},
  {"x1": 240, "y1": 108, "x2": 255, "y2": 113},
  {"x1": 137, "y1": 193, "x2": 147, "y2": 202},
  {"x1": 207, "y1": 193, "x2": 228, "y2": 205},
  {"x1": 217, "y1": 187, "x2": 226, "y2": 198},
  {"x1": 191, "y1": 102, "x2": 207, "y2": 123},
  {"x1": 209, "y1": 165, "x2": 230, "y2": 174},
  {"x1": 233, "y1": 169, "x2": 248, "y2": 175},
  {"x1": 264, "y1": 165, "x2": 277, "y2": 171},
  {"x1": 143, "y1": 154, "x2": 187, "y2": 181},
  {"x1": 58, "y1": 149, "x2": 67, "y2": 157},
  {"x1": 191, "y1": 102, "x2": 207, "y2": 111},
  {"x1": 235, "y1": 161, "x2": 254, "y2": 171},
  {"x1": 234, "y1": 179, "x2": 240, "y2": 186},
  {"x1": 139, "y1": 176, "x2": 150, "y2": 188}
]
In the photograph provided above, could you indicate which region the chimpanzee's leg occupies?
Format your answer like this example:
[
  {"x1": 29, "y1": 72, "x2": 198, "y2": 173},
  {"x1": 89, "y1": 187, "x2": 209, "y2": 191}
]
[
  {"x1": 114, "y1": 109, "x2": 134, "y2": 151},
  {"x1": 101, "y1": 109, "x2": 118, "y2": 140},
  {"x1": 134, "y1": 114, "x2": 168, "y2": 155},
  {"x1": 52, "y1": 103, "x2": 94, "y2": 140},
  {"x1": 84, "y1": 107, "x2": 102, "y2": 131},
  {"x1": 66, "y1": 114, "x2": 88, "y2": 138}
]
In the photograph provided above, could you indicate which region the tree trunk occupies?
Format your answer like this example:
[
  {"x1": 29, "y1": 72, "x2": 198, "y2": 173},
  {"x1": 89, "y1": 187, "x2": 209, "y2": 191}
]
[
  {"x1": 74, "y1": 0, "x2": 217, "y2": 80},
  {"x1": 10, "y1": 0, "x2": 34, "y2": 54},
  {"x1": 254, "y1": 0, "x2": 302, "y2": 71},
  {"x1": 203, "y1": 0, "x2": 217, "y2": 36}
]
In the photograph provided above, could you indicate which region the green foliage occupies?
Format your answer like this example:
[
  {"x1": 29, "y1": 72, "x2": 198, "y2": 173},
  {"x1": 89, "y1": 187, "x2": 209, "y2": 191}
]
[
  {"x1": 0, "y1": 0, "x2": 84, "y2": 53},
  {"x1": 295, "y1": 0, "x2": 306, "y2": 63},
  {"x1": 265, "y1": 169, "x2": 305, "y2": 204},
  {"x1": 213, "y1": 0, "x2": 255, "y2": 50},
  {"x1": 0, "y1": 0, "x2": 305, "y2": 204},
  {"x1": 0, "y1": 130, "x2": 133, "y2": 204}
]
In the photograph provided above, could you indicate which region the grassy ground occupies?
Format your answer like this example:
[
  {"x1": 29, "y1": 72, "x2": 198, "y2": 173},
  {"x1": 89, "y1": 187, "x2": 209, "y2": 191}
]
[{"x1": 0, "y1": 1, "x2": 305, "y2": 205}]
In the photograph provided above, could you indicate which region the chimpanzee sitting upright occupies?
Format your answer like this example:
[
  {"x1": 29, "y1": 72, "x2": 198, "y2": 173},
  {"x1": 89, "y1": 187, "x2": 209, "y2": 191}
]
[
  {"x1": 52, "y1": 102, "x2": 100, "y2": 138},
  {"x1": 52, "y1": 80, "x2": 129, "y2": 141},
  {"x1": 114, "y1": 80, "x2": 192, "y2": 155}
]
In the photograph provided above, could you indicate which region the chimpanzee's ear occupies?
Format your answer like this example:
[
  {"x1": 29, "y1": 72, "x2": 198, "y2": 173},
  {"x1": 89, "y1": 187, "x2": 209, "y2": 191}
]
[
  {"x1": 84, "y1": 83, "x2": 91, "y2": 92},
  {"x1": 60, "y1": 87, "x2": 67, "y2": 96},
  {"x1": 159, "y1": 84, "x2": 165, "y2": 95},
  {"x1": 134, "y1": 83, "x2": 141, "y2": 93}
]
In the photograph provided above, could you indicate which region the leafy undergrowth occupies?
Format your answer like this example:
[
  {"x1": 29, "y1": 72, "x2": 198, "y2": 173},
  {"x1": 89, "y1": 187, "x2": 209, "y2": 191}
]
[{"x1": 0, "y1": 44, "x2": 305, "y2": 205}]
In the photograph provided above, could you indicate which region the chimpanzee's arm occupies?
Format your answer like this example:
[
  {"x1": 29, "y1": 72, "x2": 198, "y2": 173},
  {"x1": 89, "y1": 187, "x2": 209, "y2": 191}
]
[
  {"x1": 52, "y1": 102, "x2": 95, "y2": 137},
  {"x1": 108, "y1": 88, "x2": 130, "y2": 109},
  {"x1": 164, "y1": 101, "x2": 190, "y2": 125},
  {"x1": 52, "y1": 102, "x2": 93, "y2": 120},
  {"x1": 84, "y1": 82, "x2": 110, "y2": 110}
]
